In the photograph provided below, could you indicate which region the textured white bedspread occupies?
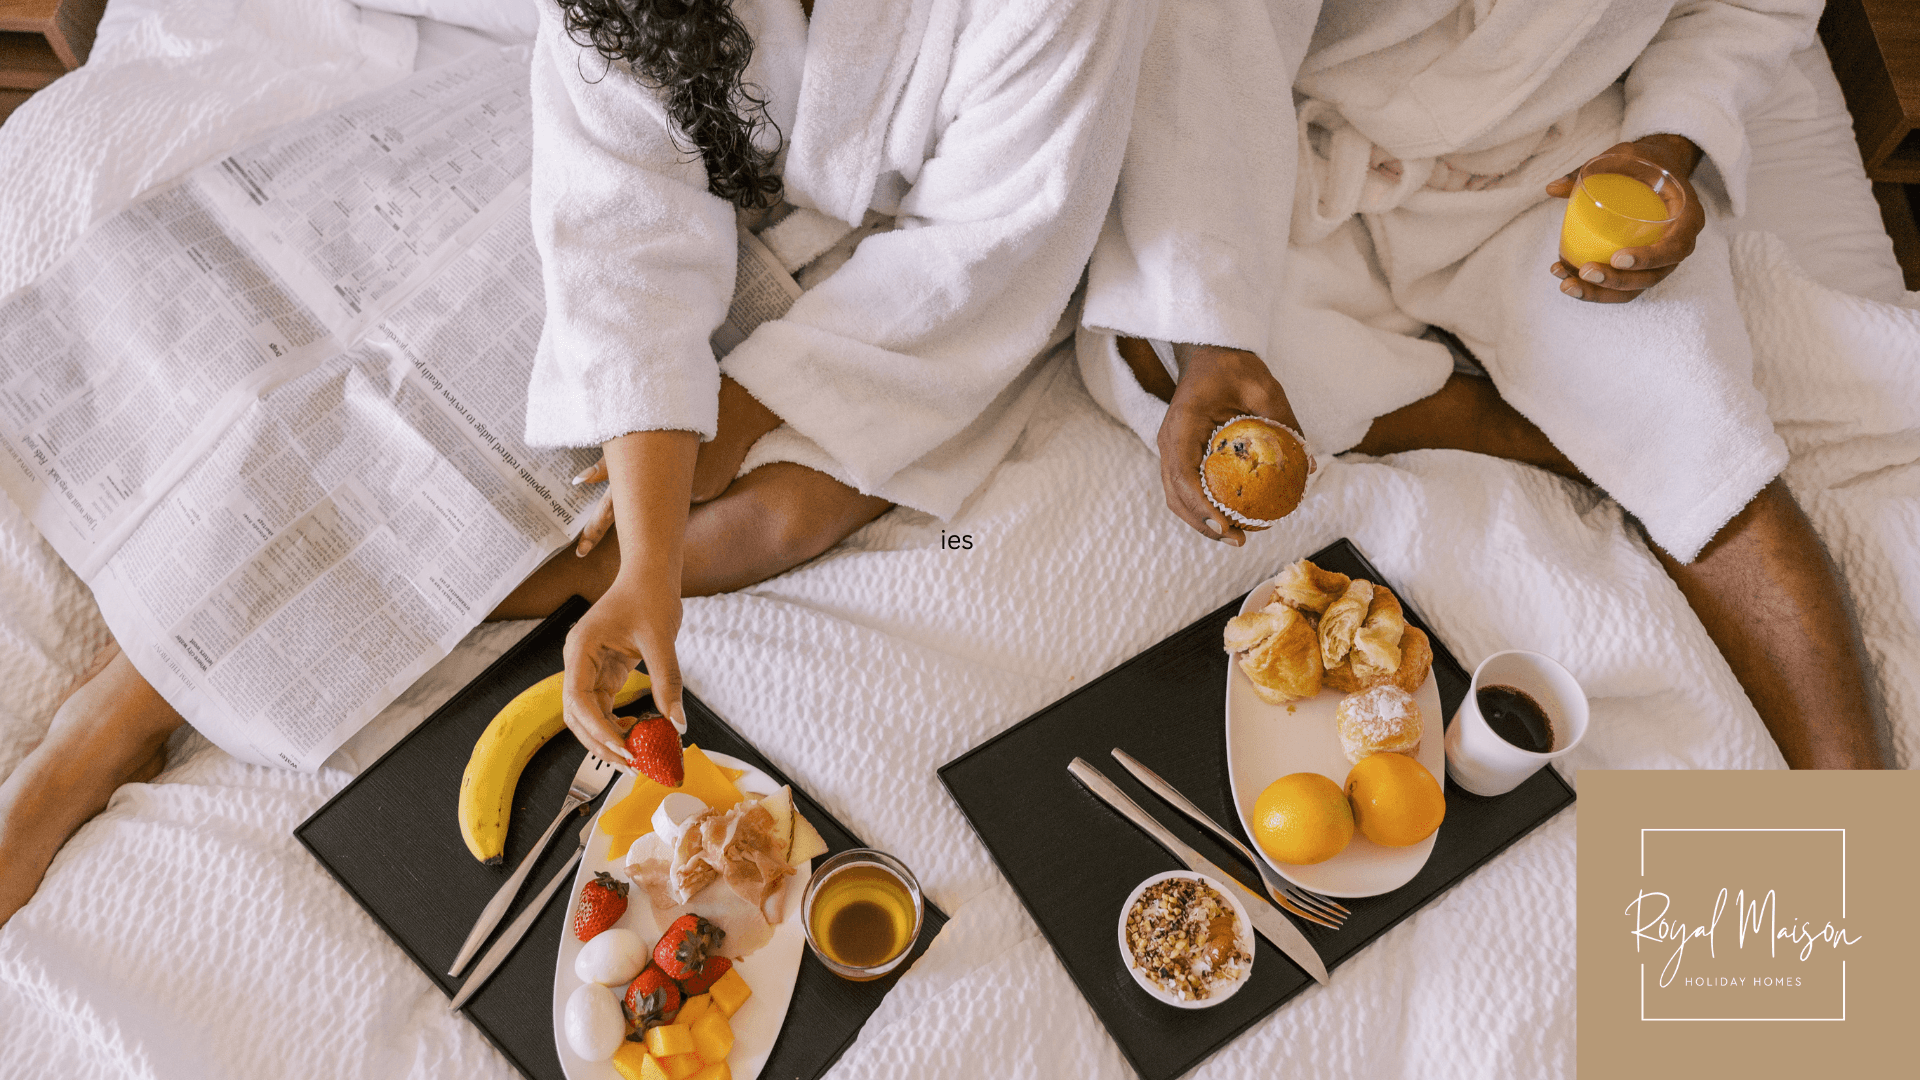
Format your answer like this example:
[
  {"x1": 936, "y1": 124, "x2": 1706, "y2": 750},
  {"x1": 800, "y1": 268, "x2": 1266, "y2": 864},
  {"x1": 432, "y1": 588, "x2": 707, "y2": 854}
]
[{"x1": 0, "y1": 4, "x2": 1913, "y2": 1078}]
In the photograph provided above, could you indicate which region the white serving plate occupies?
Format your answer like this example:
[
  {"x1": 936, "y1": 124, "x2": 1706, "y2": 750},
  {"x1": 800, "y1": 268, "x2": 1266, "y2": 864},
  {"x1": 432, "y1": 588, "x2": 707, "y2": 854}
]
[
  {"x1": 552, "y1": 753, "x2": 811, "y2": 1080},
  {"x1": 1224, "y1": 580, "x2": 1445, "y2": 898}
]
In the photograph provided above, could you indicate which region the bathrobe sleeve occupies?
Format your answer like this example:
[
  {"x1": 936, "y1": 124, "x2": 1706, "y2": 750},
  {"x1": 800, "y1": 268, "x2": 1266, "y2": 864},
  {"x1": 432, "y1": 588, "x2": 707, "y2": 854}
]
[
  {"x1": 522, "y1": 1, "x2": 737, "y2": 448},
  {"x1": 715, "y1": 0, "x2": 1153, "y2": 496},
  {"x1": 1080, "y1": 0, "x2": 1319, "y2": 360},
  {"x1": 1620, "y1": 0, "x2": 1822, "y2": 216}
]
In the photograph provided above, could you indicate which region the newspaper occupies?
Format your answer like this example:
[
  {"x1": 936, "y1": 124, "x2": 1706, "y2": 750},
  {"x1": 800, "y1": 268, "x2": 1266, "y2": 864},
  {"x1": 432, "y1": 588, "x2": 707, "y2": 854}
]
[{"x1": 0, "y1": 49, "x2": 803, "y2": 769}]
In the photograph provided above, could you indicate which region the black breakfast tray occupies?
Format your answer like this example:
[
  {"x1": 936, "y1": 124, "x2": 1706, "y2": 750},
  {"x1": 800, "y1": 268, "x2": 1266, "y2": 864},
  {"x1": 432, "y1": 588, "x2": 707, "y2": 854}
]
[
  {"x1": 939, "y1": 539, "x2": 1575, "y2": 1080},
  {"x1": 297, "y1": 597, "x2": 946, "y2": 1080}
]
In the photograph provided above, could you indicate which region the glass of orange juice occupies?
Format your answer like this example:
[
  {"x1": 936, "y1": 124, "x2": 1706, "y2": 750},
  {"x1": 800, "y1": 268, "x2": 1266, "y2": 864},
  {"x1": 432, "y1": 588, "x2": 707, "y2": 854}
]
[
  {"x1": 1558, "y1": 152, "x2": 1683, "y2": 273},
  {"x1": 802, "y1": 849, "x2": 924, "y2": 981}
]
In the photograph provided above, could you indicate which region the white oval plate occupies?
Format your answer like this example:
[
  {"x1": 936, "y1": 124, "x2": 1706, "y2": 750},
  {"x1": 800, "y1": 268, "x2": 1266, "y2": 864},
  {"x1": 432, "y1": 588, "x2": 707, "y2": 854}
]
[
  {"x1": 1224, "y1": 580, "x2": 1445, "y2": 898},
  {"x1": 552, "y1": 752, "x2": 811, "y2": 1080}
]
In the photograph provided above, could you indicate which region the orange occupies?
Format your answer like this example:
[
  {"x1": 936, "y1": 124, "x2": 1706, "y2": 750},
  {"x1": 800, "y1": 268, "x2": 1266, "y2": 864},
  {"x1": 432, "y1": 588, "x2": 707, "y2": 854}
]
[
  {"x1": 1344, "y1": 752, "x2": 1445, "y2": 847},
  {"x1": 1250, "y1": 773, "x2": 1354, "y2": 865}
]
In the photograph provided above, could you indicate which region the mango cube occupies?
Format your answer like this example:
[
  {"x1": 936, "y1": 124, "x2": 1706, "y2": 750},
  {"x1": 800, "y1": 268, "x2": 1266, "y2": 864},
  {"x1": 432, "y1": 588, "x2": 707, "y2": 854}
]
[
  {"x1": 644, "y1": 1023, "x2": 696, "y2": 1058},
  {"x1": 688, "y1": 1063, "x2": 731, "y2": 1080},
  {"x1": 690, "y1": 1010, "x2": 734, "y2": 1063},
  {"x1": 610, "y1": 1043, "x2": 650, "y2": 1080},
  {"x1": 658, "y1": 1054, "x2": 704, "y2": 1080},
  {"x1": 610, "y1": 1044, "x2": 669, "y2": 1080},
  {"x1": 675, "y1": 994, "x2": 712, "y2": 1027},
  {"x1": 708, "y1": 967, "x2": 751, "y2": 1018}
]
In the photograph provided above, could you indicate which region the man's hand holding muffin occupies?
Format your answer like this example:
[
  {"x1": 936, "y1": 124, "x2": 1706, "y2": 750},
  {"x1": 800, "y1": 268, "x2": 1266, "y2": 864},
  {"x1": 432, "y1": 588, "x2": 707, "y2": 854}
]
[{"x1": 1117, "y1": 338, "x2": 1311, "y2": 546}]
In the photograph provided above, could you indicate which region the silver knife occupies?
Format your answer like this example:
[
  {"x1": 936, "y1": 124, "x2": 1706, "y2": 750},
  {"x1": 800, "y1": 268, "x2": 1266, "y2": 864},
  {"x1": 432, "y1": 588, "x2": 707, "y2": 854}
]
[
  {"x1": 450, "y1": 816, "x2": 594, "y2": 1011},
  {"x1": 1068, "y1": 757, "x2": 1330, "y2": 985}
]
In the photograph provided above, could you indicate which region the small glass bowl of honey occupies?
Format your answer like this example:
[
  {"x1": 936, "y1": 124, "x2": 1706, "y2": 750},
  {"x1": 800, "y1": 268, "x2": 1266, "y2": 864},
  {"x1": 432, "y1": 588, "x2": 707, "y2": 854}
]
[{"x1": 801, "y1": 849, "x2": 924, "y2": 981}]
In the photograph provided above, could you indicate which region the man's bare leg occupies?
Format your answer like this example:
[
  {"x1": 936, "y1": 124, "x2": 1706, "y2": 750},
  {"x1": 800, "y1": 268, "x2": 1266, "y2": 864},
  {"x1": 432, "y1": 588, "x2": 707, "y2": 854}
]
[
  {"x1": 493, "y1": 461, "x2": 894, "y2": 618},
  {"x1": 0, "y1": 645, "x2": 183, "y2": 928},
  {"x1": 1651, "y1": 481, "x2": 1882, "y2": 768},
  {"x1": 1351, "y1": 375, "x2": 1882, "y2": 769}
]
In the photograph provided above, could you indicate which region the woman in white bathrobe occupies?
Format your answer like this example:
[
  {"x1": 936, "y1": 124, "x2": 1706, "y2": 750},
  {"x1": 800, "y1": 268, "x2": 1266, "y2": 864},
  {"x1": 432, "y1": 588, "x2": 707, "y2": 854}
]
[
  {"x1": 0, "y1": 0, "x2": 1151, "y2": 924},
  {"x1": 487, "y1": 0, "x2": 1151, "y2": 762},
  {"x1": 1077, "y1": 0, "x2": 1884, "y2": 768}
]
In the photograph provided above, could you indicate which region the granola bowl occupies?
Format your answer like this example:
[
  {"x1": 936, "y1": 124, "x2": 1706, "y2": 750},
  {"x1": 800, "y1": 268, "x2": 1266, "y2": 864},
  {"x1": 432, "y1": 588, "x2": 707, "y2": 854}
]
[{"x1": 1117, "y1": 870, "x2": 1254, "y2": 1009}]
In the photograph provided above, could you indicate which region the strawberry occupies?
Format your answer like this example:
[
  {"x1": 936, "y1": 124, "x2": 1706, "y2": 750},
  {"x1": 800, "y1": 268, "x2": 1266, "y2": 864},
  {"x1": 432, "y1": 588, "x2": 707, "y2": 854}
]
[
  {"x1": 624, "y1": 712, "x2": 685, "y2": 786},
  {"x1": 572, "y1": 871, "x2": 628, "y2": 942},
  {"x1": 652, "y1": 913, "x2": 723, "y2": 981},
  {"x1": 623, "y1": 965, "x2": 682, "y2": 1029},
  {"x1": 676, "y1": 954, "x2": 731, "y2": 996}
]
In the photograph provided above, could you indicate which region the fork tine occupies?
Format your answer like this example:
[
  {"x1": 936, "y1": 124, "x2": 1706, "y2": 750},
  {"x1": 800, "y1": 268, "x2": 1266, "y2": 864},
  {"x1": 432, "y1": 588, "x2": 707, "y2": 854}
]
[
  {"x1": 1268, "y1": 888, "x2": 1340, "y2": 929},
  {"x1": 1281, "y1": 886, "x2": 1349, "y2": 922}
]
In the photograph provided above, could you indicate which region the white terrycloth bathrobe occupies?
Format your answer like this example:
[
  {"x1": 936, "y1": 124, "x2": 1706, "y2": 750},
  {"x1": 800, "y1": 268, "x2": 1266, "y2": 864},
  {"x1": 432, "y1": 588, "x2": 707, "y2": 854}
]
[
  {"x1": 1079, "y1": 0, "x2": 1820, "y2": 561},
  {"x1": 525, "y1": 0, "x2": 1151, "y2": 520}
]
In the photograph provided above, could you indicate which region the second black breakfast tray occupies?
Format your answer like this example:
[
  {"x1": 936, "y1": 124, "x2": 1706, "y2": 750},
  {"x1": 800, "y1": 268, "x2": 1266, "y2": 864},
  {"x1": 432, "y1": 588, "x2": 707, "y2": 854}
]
[
  {"x1": 939, "y1": 539, "x2": 1575, "y2": 1080},
  {"x1": 297, "y1": 597, "x2": 946, "y2": 1080}
]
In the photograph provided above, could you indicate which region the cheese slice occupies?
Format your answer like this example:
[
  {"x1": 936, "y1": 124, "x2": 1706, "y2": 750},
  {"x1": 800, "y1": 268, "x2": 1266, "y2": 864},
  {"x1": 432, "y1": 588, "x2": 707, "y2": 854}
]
[{"x1": 599, "y1": 746, "x2": 747, "y2": 859}]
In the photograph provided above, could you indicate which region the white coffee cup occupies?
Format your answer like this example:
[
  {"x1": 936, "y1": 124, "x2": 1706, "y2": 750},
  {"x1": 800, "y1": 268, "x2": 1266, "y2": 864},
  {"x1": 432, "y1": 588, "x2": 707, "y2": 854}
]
[{"x1": 1444, "y1": 650, "x2": 1588, "y2": 796}]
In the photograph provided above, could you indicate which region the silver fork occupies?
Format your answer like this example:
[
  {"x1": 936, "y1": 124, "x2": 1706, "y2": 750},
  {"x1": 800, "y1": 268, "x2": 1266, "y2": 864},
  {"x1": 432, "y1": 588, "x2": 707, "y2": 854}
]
[
  {"x1": 1110, "y1": 748, "x2": 1350, "y2": 930},
  {"x1": 447, "y1": 752, "x2": 619, "y2": 976}
]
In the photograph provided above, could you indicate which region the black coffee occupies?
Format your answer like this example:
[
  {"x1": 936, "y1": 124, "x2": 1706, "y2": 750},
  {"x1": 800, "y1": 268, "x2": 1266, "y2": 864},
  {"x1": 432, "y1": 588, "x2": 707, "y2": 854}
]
[{"x1": 1478, "y1": 684, "x2": 1554, "y2": 753}]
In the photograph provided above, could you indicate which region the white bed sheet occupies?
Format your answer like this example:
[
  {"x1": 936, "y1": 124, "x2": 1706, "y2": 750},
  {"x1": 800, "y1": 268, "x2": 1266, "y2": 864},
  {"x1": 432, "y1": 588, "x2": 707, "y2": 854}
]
[{"x1": 0, "y1": 7, "x2": 1913, "y2": 1080}]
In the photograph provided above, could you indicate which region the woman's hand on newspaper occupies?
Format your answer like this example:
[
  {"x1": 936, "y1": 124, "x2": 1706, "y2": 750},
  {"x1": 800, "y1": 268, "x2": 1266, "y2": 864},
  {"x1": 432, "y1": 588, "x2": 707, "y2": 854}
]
[
  {"x1": 1546, "y1": 135, "x2": 1704, "y2": 303},
  {"x1": 560, "y1": 430, "x2": 698, "y2": 765},
  {"x1": 1154, "y1": 343, "x2": 1302, "y2": 547}
]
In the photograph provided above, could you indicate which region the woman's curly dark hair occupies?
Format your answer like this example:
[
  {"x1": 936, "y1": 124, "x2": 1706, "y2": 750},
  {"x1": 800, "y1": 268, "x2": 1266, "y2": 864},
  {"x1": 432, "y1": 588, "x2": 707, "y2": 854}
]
[{"x1": 558, "y1": 0, "x2": 783, "y2": 209}]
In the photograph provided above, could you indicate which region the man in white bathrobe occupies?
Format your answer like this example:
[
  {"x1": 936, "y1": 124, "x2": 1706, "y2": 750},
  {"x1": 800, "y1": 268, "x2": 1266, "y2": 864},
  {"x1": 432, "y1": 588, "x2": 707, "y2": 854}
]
[{"x1": 1078, "y1": 0, "x2": 1885, "y2": 768}]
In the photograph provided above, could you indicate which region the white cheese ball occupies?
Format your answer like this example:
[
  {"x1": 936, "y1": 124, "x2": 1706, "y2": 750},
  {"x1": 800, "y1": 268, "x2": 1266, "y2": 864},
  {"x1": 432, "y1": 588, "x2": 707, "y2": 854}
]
[
  {"x1": 564, "y1": 983, "x2": 626, "y2": 1061},
  {"x1": 574, "y1": 927, "x2": 649, "y2": 986}
]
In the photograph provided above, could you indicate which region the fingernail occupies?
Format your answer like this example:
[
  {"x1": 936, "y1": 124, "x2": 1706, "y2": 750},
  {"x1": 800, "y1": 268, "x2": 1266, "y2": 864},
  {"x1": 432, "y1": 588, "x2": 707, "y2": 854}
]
[
  {"x1": 576, "y1": 541, "x2": 592, "y2": 558},
  {"x1": 1561, "y1": 281, "x2": 1582, "y2": 299},
  {"x1": 667, "y1": 703, "x2": 688, "y2": 736},
  {"x1": 1612, "y1": 252, "x2": 1636, "y2": 269},
  {"x1": 1580, "y1": 267, "x2": 1605, "y2": 284},
  {"x1": 602, "y1": 739, "x2": 630, "y2": 763},
  {"x1": 1549, "y1": 264, "x2": 1569, "y2": 279},
  {"x1": 1206, "y1": 518, "x2": 1223, "y2": 534}
]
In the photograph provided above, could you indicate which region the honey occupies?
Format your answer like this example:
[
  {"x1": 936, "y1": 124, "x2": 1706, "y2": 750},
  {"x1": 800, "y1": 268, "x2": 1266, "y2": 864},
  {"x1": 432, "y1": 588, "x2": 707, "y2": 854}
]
[{"x1": 808, "y1": 865, "x2": 915, "y2": 972}]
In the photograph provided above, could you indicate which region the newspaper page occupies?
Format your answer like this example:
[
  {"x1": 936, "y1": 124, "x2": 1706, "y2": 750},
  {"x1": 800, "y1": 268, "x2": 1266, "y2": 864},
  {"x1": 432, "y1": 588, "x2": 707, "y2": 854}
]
[
  {"x1": 88, "y1": 196, "x2": 596, "y2": 768},
  {"x1": 0, "y1": 47, "x2": 800, "y2": 769},
  {"x1": 0, "y1": 177, "x2": 343, "y2": 577},
  {"x1": 0, "y1": 50, "x2": 593, "y2": 768}
]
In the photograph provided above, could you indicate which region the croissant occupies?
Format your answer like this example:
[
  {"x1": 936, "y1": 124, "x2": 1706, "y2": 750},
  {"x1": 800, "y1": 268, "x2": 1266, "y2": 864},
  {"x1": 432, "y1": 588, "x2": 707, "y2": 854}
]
[
  {"x1": 1392, "y1": 626, "x2": 1433, "y2": 695},
  {"x1": 1268, "y1": 559, "x2": 1351, "y2": 614},
  {"x1": 1318, "y1": 580, "x2": 1374, "y2": 669},
  {"x1": 1223, "y1": 609, "x2": 1289, "y2": 654},
  {"x1": 1227, "y1": 605, "x2": 1323, "y2": 703},
  {"x1": 1348, "y1": 586, "x2": 1408, "y2": 686}
]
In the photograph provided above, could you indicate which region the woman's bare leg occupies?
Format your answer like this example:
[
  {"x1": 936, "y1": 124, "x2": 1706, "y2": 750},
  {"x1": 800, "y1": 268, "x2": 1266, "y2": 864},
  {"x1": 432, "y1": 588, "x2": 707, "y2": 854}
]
[
  {"x1": 493, "y1": 462, "x2": 893, "y2": 618},
  {"x1": 1352, "y1": 374, "x2": 1882, "y2": 768},
  {"x1": 0, "y1": 645, "x2": 183, "y2": 928}
]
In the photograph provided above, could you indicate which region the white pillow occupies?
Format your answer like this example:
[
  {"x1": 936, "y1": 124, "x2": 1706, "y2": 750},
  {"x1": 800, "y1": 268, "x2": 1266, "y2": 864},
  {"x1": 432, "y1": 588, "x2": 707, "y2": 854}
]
[{"x1": 354, "y1": 0, "x2": 539, "y2": 40}]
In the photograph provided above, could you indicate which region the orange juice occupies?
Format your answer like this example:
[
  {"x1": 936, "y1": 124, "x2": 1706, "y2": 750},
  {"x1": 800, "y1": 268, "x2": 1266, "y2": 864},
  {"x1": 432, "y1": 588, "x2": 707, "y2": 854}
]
[{"x1": 1559, "y1": 172, "x2": 1671, "y2": 270}]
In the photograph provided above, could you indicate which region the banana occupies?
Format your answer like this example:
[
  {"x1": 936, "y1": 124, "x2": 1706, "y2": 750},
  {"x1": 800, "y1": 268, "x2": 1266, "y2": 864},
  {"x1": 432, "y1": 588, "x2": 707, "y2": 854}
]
[{"x1": 458, "y1": 669, "x2": 650, "y2": 865}]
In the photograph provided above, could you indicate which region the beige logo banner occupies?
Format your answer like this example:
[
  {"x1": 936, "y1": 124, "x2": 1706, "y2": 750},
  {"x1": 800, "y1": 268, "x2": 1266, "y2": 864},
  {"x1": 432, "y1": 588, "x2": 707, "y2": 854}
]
[{"x1": 1578, "y1": 771, "x2": 1917, "y2": 1076}]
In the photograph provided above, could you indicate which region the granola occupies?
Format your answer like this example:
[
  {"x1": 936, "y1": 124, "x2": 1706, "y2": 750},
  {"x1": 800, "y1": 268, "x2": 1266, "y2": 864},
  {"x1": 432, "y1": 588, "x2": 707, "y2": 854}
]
[{"x1": 1124, "y1": 877, "x2": 1251, "y2": 1000}]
